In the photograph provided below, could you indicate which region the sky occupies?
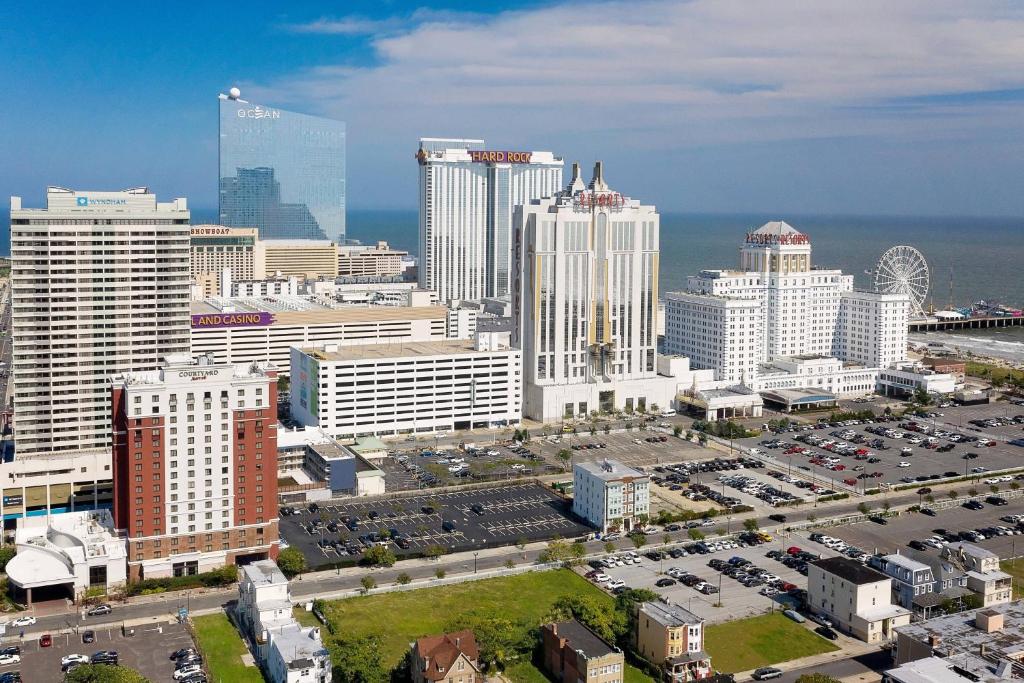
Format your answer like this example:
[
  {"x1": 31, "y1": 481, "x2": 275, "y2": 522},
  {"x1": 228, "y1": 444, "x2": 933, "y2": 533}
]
[{"x1": 2, "y1": 0, "x2": 1024, "y2": 216}]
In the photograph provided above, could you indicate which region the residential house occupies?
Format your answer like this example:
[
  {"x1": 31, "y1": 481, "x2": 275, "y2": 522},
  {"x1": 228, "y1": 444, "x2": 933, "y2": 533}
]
[
  {"x1": 634, "y1": 601, "x2": 712, "y2": 681},
  {"x1": 808, "y1": 557, "x2": 911, "y2": 643},
  {"x1": 411, "y1": 630, "x2": 481, "y2": 683},
  {"x1": 942, "y1": 542, "x2": 1013, "y2": 607},
  {"x1": 573, "y1": 460, "x2": 650, "y2": 533},
  {"x1": 542, "y1": 619, "x2": 625, "y2": 683},
  {"x1": 237, "y1": 560, "x2": 331, "y2": 683}
]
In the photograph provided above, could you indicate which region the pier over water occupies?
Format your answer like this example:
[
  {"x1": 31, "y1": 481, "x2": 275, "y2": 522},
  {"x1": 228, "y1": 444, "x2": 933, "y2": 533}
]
[{"x1": 909, "y1": 316, "x2": 1024, "y2": 332}]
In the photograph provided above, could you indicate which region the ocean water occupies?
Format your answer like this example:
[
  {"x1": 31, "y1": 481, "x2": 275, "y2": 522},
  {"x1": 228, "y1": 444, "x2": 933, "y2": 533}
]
[
  {"x1": 338, "y1": 210, "x2": 1024, "y2": 308},
  {"x1": 909, "y1": 326, "x2": 1024, "y2": 364},
  {"x1": 4, "y1": 208, "x2": 1021, "y2": 307}
]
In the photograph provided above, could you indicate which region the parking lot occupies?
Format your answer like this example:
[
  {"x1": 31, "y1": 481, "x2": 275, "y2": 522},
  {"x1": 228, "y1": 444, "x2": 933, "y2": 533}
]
[
  {"x1": 827, "y1": 495, "x2": 1024, "y2": 559},
  {"x1": 280, "y1": 483, "x2": 593, "y2": 568},
  {"x1": 583, "y1": 532, "x2": 845, "y2": 624},
  {"x1": 0, "y1": 619, "x2": 194, "y2": 682},
  {"x1": 735, "y1": 406, "x2": 1024, "y2": 493}
]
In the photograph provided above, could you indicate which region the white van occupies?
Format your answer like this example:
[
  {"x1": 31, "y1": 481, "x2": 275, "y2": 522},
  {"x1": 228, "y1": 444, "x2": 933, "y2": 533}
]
[{"x1": 660, "y1": 409, "x2": 677, "y2": 417}]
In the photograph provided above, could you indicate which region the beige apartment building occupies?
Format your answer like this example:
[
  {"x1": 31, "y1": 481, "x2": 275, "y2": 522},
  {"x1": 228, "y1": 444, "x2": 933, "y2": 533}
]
[
  {"x1": 337, "y1": 241, "x2": 408, "y2": 278},
  {"x1": 263, "y1": 240, "x2": 338, "y2": 278},
  {"x1": 634, "y1": 601, "x2": 712, "y2": 681},
  {"x1": 542, "y1": 620, "x2": 624, "y2": 683},
  {"x1": 942, "y1": 542, "x2": 1013, "y2": 608},
  {"x1": 808, "y1": 557, "x2": 912, "y2": 643},
  {"x1": 190, "y1": 225, "x2": 266, "y2": 297}
]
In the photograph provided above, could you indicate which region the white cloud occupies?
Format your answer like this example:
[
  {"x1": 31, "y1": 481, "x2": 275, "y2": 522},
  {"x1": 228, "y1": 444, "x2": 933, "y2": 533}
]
[{"x1": 251, "y1": 0, "x2": 1024, "y2": 213}]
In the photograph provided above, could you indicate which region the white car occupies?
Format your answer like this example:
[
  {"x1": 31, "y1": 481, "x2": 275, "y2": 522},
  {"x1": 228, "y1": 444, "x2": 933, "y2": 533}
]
[
  {"x1": 607, "y1": 580, "x2": 626, "y2": 590},
  {"x1": 898, "y1": 461, "x2": 911, "y2": 468},
  {"x1": 62, "y1": 654, "x2": 90, "y2": 667},
  {"x1": 174, "y1": 665, "x2": 203, "y2": 680},
  {"x1": 0, "y1": 654, "x2": 19, "y2": 665},
  {"x1": 593, "y1": 573, "x2": 610, "y2": 583},
  {"x1": 486, "y1": 450, "x2": 500, "y2": 457},
  {"x1": 9, "y1": 616, "x2": 35, "y2": 627}
]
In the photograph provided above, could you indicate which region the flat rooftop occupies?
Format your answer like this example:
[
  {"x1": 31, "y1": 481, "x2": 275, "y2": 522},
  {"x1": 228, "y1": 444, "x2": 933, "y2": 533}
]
[
  {"x1": 638, "y1": 601, "x2": 702, "y2": 628},
  {"x1": 812, "y1": 556, "x2": 889, "y2": 585},
  {"x1": 242, "y1": 559, "x2": 288, "y2": 586},
  {"x1": 896, "y1": 602, "x2": 1024, "y2": 669},
  {"x1": 550, "y1": 620, "x2": 617, "y2": 659},
  {"x1": 191, "y1": 297, "x2": 446, "y2": 320},
  {"x1": 575, "y1": 459, "x2": 648, "y2": 482},
  {"x1": 301, "y1": 339, "x2": 503, "y2": 361}
]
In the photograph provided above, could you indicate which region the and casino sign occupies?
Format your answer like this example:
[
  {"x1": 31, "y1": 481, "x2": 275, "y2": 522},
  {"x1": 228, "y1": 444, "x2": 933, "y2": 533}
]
[{"x1": 191, "y1": 312, "x2": 275, "y2": 329}]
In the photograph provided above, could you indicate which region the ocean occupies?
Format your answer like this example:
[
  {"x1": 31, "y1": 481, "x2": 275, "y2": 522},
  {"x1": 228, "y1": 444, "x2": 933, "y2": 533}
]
[{"x1": 4, "y1": 207, "x2": 1021, "y2": 359}]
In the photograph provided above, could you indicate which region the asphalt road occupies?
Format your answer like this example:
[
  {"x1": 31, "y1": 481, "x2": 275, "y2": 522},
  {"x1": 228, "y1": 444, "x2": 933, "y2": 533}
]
[{"x1": 773, "y1": 649, "x2": 889, "y2": 682}]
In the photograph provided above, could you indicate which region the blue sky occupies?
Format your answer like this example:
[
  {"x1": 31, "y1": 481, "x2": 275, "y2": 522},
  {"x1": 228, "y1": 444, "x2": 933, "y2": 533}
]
[{"x1": 2, "y1": 0, "x2": 1023, "y2": 216}]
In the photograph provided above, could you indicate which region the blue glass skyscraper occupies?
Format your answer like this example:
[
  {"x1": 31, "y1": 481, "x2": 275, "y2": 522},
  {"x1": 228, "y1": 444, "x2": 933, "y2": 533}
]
[{"x1": 219, "y1": 91, "x2": 345, "y2": 241}]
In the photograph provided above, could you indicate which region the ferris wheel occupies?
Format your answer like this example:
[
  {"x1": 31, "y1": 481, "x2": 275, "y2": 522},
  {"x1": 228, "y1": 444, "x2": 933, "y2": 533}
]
[{"x1": 872, "y1": 245, "x2": 930, "y2": 317}]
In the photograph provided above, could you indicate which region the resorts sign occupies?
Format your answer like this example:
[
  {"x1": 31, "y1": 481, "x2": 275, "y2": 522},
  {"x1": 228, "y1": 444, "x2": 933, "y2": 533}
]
[{"x1": 745, "y1": 232, "x2": 810, "y2": 246}]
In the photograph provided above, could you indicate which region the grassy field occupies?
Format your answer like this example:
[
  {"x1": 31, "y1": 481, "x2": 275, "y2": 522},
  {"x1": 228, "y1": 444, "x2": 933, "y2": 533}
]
[
  {"x1": 966, "y1": 360, "x2": 1024, "y2": 386},
  {"x1": 1002, "y1": 559, "x2": 1024, "y2": 598},
  {"x1": 315, "y1": 569, "x2": 614, "y2": 668},
  {"x1": 704, "y1": 613, "x2": 838, "y2": 673},
  {"x1": 192, "y1": 613, "x2": 264, "y2": 683},
  {"x1": 504, "y1": 660, "x2": 653, "y2": 683}
]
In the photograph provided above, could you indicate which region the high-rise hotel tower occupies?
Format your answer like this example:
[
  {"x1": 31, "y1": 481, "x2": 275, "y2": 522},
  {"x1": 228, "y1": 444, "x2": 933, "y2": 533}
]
[
  {"x1": 416, "y1": 138, "x2": 562, "y2": 304},
  {"x1": 513, "y1": 163, "x2": 677, "y2": 421},
  {"x1": 9, "y1": 187, "x2": 191, "y2": 457}
]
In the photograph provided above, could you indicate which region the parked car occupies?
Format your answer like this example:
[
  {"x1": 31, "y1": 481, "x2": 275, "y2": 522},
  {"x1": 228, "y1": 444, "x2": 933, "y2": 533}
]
[
  {"x1": 8, "y1": 617, "x2": 34, "y2": 628},
  {"x1": 38, "y1": 635, "x2": 52, "y2": 648},
  {"x1": 752, "y1": 668, "x2": 783, "y2": 681},
  {"x1": 815, "y1": 626, "x2": 839, "y2": 641},
  {"x1": 61, "y1": 655, "x2": 90, "y2": 667},
  {"x1": 82, "y1": 631, "x2": 95, "y2": 644},
  {"x1": 783, "y1": 609, "x2": 805, "y2": 623},
  {"x1": 0, "y1": 655, "x2": 18, "y2": 666},
  {"x1": 86, "y1": 604, "x2": 112, "y2": 617}
]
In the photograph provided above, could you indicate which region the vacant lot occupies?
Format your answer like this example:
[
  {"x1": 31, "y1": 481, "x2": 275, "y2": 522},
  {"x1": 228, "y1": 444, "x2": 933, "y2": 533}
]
[
  {"x1": 315, "y1": 570, "x2": 608, "y2": 667},
  {"x1": 1003, "y1": 559, "x2": 1024, "y2": 598},
  {"x1": 704, "y1": 612, "x2": 838, "y2": 673},
  {"x1": 193, "y1": 613, "x2": 264, "y2": 683}
]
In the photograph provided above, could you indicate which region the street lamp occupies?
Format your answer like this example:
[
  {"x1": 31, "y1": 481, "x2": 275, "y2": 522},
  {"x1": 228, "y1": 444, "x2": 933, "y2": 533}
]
[{"x1": 473, "y1": 551, "x2": 479, "y2": 574}]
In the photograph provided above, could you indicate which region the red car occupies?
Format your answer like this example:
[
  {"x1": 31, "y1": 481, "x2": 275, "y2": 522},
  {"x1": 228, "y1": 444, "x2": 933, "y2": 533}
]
[
  {"x1": 39, "y1": 634, "x2": 52, "y2": 647},
  {"x1": 786, "y1": 546, "x2": 802, "y2": 555},
  {"x1": 843, "y1": 478, "x2": 857, "y2": 486}
]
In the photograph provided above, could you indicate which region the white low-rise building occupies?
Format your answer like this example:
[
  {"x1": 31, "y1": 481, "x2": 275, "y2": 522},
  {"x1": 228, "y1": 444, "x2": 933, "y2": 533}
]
[
  {"x1": 5, "y1": 510, "x2": 127, "y2": 605},
  {"x1": 290, "y1": 333, "x2": 521, "y2": 438},
  {"x1": 878, "y1": 363, "x2": 957, "y2": 397},
  {"x1": 754, "y1": 356, "x2": 880, "y2": 397},
  {"x1": 808, "y1": 556, "x2": 911, "y2": 643},
  {"x1": 238, "y1": 560, "x2": 332, "y2": 683},
  {"x1": 573, "y1": 460, "x2": 650, "y2": 534}
]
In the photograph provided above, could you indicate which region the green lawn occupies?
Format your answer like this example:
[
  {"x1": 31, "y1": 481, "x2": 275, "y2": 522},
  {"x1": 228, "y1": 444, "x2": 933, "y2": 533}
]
[
  {"x1": 705, "y1": 613, "x2": 838, "y2": 673},
  {"x1": 316, "y1": 569, "x2": 612, "y2": 668},
  {"x1": 1002, "y1": 559, "x2": 1024, "y2": 598},
  {"x1": 192, "y1": 613, "x2": 264, "y2": 683},
  {"x1": 504, "y1": 660, "x2": 652, "y2": 683}
]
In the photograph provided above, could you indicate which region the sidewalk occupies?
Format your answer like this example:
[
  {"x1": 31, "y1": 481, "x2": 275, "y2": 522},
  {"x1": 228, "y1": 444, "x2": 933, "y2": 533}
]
[{"x1": 732, "y1": 639, "x2": 881, "y2": 682}]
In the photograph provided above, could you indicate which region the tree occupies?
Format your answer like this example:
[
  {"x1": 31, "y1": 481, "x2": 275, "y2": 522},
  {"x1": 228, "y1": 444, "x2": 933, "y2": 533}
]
[
  {"x1": 857, "y1": 502, "x2": 870, "y2": 515},
  {"x1": 515, "y1": 537, "x2": 528, "y2": 557},
  {"x1": 277, "y1": 374, "x2": 290, "y2": 393},
  {"x1": 796, "y1": 675, "x2": 842, "y2": 683},
  {"x1": 628, "y1": 532, "x2": 647, "y2": 549},
  {"x1": 362, "y1": 545, "x2": 396, "y2": 567},
  {"x1": 570, "y1": 541, "x2": 587, "y2": 563},
  {"x1": 924, "y1": 494, "x2": 935, "y2": 504},
  {"x1": 913, "y1": 387, "x2": 933, "y2": 406},
  {"x1": 948, "y1": 489, "x2": 959, "y2": 500},
  {"x1": 66, "y1": 665, "x2": 151, "y2": 683},
  {"x1": 424, "y1": 544, "x2": 447, "y2": 561},
  {"x1": 360, "y1": 575, "x2": 376, "y2": 593},
  {"x1": 663, "y1": 533, "x2": 671, "y2": 546},
  {"x1": 688, "y1": 529, "x2": 705, "y2": 541},
  {"x1": 743, "y1": 518, "x2": 759, "y2": 532},
  {"x1": 0, "y1": 546, "x2": 15, "y2": 573},
  {"x1": 557, "y1": 449, "x2": 572, "y2": 471},
  {"x1": 446, "y1": 612, "x2": 533, "y2": 673},
  {"x1": 698, "y1": 433, "x2": 708, "y2": 447},
  {"x1": 548, "y1": 594, "x2": 628, "y2": 644},
  {"x1": 331, "y1": 635, "x2": 390, "y2": 683},
  {"x1": 396, "y1": 572, "x2": 412, "y2": 586},
  {"x1": 276, "y1": 547, "x2": 308, "y2": 578},
  {"x1": 673, "y1": 425, "x2": 683, "y2": 437},
  {"x1": 968, "y1": 487, "x2": 979, "y2": 498},
  {"x1": 504, "y1": 559, "x2": 515, "y2": 569},
  {"x1": 991, "y1": 485, "x2": 1000, "y2": 494},
  {"x1": 603, "y1": 541, "x2": 616, "y2": 554},
  {"x1": 435, "y1": 568, "x2": 446, "y2": 579}
]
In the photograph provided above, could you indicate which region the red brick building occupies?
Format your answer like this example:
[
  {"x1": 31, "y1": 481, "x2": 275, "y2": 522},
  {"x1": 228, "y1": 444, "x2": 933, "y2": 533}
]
[{"x1": 111, "y1": 353, "x2": 278, "y2": 580}]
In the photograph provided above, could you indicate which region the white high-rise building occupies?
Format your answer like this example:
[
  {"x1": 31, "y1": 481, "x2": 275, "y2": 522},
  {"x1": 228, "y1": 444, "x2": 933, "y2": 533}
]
[
  {"x1": 836, "y1": 290, "x2": 909, "y2": 369},
  {"x1": 665, "y1": 221, "x2": 909, "y2": 386},
  {"x1": 416, "y1": 138, "x2": 562, "y2": 304},
  {"x1": 9, "y1": 187, "x2": 191, "y2": 456},
  {"x1": 513, "y1": 162, "x2": 678, "y2": 421}
]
